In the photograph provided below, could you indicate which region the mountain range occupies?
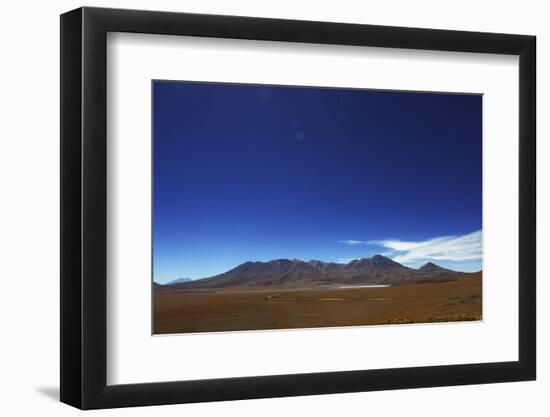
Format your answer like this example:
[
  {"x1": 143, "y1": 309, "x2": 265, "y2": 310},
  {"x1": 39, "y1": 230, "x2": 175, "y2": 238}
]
[
  {"x1": 166, "y1": 277, "x2": 192, "y2": 285},
  {"x1": 158, "y1": 255, "x2": 471, "y2": 290}
]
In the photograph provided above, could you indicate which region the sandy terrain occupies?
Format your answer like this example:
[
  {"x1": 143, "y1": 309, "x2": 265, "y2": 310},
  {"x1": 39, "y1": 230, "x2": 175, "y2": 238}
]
[{"x1": 153, "y1": 272, "x2": 482, "y2": 334}]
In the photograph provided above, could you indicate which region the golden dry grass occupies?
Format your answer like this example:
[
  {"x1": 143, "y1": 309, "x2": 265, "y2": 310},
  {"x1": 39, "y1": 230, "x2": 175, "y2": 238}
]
[{"x1": 153, "y1": 272, "x2": 482, "y2": 334}]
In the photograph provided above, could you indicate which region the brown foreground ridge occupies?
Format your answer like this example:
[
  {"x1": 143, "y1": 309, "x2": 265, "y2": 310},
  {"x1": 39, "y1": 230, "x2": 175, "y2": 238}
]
[{"x1": 153, "y1": 272, "x2": 482, "y2": 334}]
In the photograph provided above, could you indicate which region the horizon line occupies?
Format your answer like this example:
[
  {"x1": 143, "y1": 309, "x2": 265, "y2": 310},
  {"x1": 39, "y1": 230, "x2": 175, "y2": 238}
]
[{"x1": 154, "y1": 254, "x2": 482, "y2": 284}]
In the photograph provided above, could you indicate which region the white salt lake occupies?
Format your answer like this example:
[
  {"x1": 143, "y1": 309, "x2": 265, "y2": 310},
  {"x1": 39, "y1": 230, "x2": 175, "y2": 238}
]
[{"x1": 337, "y1": 284, "x2": 390, "y2": 289}]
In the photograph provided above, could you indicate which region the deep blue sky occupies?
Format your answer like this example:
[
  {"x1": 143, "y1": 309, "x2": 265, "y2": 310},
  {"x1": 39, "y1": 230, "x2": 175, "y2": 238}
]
[{"x1": 153, "y1": 81, "x2": 482, "y2": 283}]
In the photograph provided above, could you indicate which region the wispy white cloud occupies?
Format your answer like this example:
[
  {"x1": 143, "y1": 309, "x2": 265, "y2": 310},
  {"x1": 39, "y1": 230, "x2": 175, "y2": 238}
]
[
  {"x1": 338, "y1": 240, "x2": 368, "y2": 246},
  {"x1": 371, "y1": 230, "x2": 482, "y2": 264}
]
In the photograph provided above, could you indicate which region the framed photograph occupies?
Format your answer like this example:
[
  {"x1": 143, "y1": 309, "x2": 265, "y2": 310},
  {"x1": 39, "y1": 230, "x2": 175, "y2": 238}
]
[{"x1": 60, "y1": 6, "x2": 536, "y2": 409}]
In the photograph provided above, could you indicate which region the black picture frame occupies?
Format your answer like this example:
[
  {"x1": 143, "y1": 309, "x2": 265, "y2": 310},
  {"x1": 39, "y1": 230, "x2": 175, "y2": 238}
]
[{"x1": 60, "y1": 6, "x2": 536, "y2": 410}]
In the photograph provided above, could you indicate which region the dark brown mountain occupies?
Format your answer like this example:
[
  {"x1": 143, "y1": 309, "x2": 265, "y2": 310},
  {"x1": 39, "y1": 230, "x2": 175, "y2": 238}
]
[
  {"x1": 418, "y1": 261, "x2": 454, "y2": 273},
  {"x1": 165, "y1": 255, "x2": 467, "y2": 290}
]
